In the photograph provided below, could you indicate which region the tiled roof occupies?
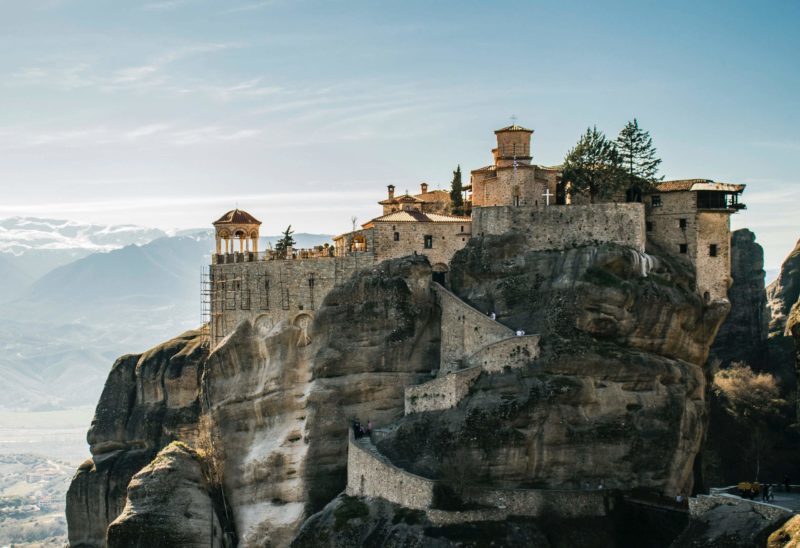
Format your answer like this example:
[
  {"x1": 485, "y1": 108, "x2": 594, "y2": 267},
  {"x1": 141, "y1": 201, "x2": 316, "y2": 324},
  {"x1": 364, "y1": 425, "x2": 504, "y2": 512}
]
[
  {"x1": 378, "y1": 193, "x2": 425, "y2": 205},
  {"x1": 495, "y1": 124, "x2": 533, "y2": 133},
  {"x1": 213, "y1": 208, "x2": 262, "y2": 225},
  {"x1": 371, "y1": 210, "x2": 470, "y2": 224},
  {"x1": 656, "y1": 179, "x2": 745, "y2": 193}
]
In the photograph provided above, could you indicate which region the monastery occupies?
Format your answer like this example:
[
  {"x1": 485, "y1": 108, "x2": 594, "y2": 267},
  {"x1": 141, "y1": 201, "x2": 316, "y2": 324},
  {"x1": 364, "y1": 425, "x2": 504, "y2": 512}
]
[{"x1": 206, "y1": 123, "x2": 745, "y2": 346}]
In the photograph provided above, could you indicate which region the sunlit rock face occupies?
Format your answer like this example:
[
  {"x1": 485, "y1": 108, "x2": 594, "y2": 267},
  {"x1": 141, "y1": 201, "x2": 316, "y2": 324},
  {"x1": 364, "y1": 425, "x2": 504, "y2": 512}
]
[
  {"x1": 768, "y1": 238, "x2": 800, "y2": 337},
  {"x1": 106, "y1": 443, "x2": 222, "y2": 548},
  {"x1": 66, "y1": 256, "x2": 439, "y2": 547},
  {"x1": 66, "y1": 330, "x2": 206, "y2": 548},
  {"x1": 376, "y1": 236, "x2": 727, "y2": 498}
]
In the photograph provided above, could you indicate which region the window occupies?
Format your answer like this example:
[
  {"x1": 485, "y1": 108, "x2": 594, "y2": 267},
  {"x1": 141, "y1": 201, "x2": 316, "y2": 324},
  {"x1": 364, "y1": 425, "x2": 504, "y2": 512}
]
[
  {"x1": 513, "y1": 195, "x2": 520, "y2": 207},
  {"x1": 460, "y1": 225, "x2": 464, "y2": 232},
  {"x1": 646, "y1": 221, "x2": 653, "y2": 232},
  {"x1": 679, "y1": 218, "x2": 687, "y2": 229},
  {"x1": 709, "y1": 244, "x2": 718, "y2": 257},
  {"x1": 423, "y1": 235, "x2": 433, "y2": 249},
  {"x1": 393, "y1": 232, "x2": 400, "y2": 241},
  {"x1": 679, "y1": 244, "x2": 688, "y2": 254},
  {"x1": 651, "y1": 195, "x2": 662, "y2": 207}
]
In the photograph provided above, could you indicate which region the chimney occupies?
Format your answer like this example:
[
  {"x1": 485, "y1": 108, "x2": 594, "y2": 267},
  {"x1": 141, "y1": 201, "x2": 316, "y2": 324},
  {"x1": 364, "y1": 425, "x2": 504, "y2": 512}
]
[
  {"x1": 420, "y1": 182, "x2": 428, "y2": 194},
  {"x1": 387, "y1": 185, "x2": 395, "y2": 200}
]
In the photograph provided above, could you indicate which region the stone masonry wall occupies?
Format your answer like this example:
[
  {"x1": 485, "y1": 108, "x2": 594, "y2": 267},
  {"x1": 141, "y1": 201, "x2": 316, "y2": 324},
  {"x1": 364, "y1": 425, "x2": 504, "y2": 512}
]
[
  {"x1": 210, "y1": 255, "x2": 374, "y2": 345},
  {"x1": 434, "y1": 283, "x2": 515, "y2": 374},
  {"x1": 346, "y1": 433, "x2": 435, "y2": 510},
  {"x1": 404, "y1": 367, "x2": 482, "y2": 415},
  {"x1": 372, "y1": 221, "x2": 470, "y2": 268},
  {"x1": 464, "y1": 335, "x2": 540, "y2": 373},
  {"x1": 346, "y1": 433, "x2": 611, "y2": 521},
  {"x1": 689, "y1": 494, "x2": 792, "y2": 521},
  {"x1": 472, "y1": 203, "x2": 646, "y2": 253}
]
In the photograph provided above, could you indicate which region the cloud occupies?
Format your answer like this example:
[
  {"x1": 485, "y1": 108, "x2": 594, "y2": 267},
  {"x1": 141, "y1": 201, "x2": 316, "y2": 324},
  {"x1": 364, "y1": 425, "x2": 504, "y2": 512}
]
[{"x1": 0, "y1": 123, "x2": 263, "y2": 149}]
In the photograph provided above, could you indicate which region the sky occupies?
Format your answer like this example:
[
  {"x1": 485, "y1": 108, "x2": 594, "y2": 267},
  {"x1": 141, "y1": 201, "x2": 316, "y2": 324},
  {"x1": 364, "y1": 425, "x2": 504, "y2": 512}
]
[{"x1": 0, "y1": 0, "x2": 797, "y2": 270}]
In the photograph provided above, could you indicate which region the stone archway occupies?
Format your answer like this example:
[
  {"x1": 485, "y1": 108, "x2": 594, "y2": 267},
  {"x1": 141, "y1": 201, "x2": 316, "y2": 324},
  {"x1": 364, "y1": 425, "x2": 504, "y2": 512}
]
[
  {"x1": 293, "y1": 313, "x2": 313, "y2": 347},
  {"x1": 432, "y1": 263, "x2": 448, "y2": 286}
]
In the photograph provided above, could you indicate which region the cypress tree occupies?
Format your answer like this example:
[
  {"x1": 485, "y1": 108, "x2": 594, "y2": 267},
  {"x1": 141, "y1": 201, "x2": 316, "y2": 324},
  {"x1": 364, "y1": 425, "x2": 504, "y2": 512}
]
[
  {"x1": 450, "y1": 165, "x2": 464, "y2": 215},
  {"x1": 615, "y1": 118, "x2": 662, "y2": 201}
]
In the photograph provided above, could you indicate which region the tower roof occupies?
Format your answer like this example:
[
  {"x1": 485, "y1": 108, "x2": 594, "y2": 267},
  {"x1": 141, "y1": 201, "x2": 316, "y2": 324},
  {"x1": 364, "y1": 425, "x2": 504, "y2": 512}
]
[
  {"x1": 213, "y1": 208, "x2": 262, "y2": 226},
  {"x1": 495, "y1": 124, "x2": 533, "y2": 133}
]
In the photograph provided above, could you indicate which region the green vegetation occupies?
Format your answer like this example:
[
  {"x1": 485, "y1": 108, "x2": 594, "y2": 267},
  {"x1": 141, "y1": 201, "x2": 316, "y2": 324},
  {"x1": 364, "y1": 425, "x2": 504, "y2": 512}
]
[
  {"x1": 450, "y1": 165, "x2": 464, "y2": 215},
  {"x1": 275, "y1": 225, "x2": 296, "y2": 259},
  {"x1": 562, "y1": 126, "x2": 622, "y2": 203},
  {"x1": 615, "y1": 118, "x2": 662, "y2": 200},
  {"x1": 333, "y1": 496, "x2": 369, "y2": 531}
]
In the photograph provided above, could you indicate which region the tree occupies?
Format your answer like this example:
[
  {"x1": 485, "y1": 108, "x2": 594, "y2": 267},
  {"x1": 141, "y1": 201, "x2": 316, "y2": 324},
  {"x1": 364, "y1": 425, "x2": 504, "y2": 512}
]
[
  {"x1": 450, "y1": 165, "x2": 464, "y2": 215},
  {"x1": 713, "y1": 362, "x2": 786, "y2": 480},
  {"x1": 615, "y1": 118, "x2": 662, "y2": 201},
  {"x1": 561, "y1": 126, "x2": 622, "y2": 203},
  {"x1": 275, "y1": 225, "x2": 296, "y2": 259}
]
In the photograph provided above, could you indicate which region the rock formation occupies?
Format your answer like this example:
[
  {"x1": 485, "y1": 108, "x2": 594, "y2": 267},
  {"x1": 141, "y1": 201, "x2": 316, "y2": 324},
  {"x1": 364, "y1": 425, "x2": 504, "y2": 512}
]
[
  {"x1": 66, "y1": 330, "x2": 206, "y2": 547},
  {"x1": 106, "y1": 442, "x2": 223, "y2": 547},
  {"x1": 768, "y1": 238, "x2": 800, "y2": 337},
  {"x1": 373, "y1": 237, "x2": 726, "y2": 498},
  {"x1": 710, "y1": 229, "x2": 769, "y2": 367},
  {"x1": 68, "y1": 237, "x2": 729, "y2": 546}
]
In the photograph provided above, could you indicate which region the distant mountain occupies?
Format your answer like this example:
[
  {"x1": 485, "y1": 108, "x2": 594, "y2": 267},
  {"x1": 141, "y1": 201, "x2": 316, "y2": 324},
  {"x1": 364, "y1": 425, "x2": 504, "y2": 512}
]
[
  {"x1": 0, "y1": 229, "x2": 333, "y2": 411},
  {"x1": 0, "y1": 217, "x2": 170, "y2": 302}
]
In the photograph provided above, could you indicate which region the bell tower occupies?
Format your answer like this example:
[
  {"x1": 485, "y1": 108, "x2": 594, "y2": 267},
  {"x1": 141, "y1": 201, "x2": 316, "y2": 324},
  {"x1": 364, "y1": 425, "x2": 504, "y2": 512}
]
[{"x1": 495, "y1": 124, "x2": 533, "y2": 168}]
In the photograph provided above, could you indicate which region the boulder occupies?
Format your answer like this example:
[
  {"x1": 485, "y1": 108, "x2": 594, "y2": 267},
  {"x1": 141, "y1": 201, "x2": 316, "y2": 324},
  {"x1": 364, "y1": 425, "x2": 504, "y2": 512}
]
[{"x1": 106, "y1": 442, "x2": 223, "y2": 547}]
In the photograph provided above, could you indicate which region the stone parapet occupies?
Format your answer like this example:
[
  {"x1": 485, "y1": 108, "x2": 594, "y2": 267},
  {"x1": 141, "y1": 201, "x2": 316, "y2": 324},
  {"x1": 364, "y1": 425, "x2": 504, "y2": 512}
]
[
  {"x1": 433, "y1": 283, "x2": 515, "y2": 374},
  {"x1": 472, "y1": 203, "x2": 646, "y2": 253},
  {"x1": 464, "y1": 335, "x2": 540, "y2": 372},
  {"x1": 404, "y1": 367, "x2": 482, "y2": 415}
]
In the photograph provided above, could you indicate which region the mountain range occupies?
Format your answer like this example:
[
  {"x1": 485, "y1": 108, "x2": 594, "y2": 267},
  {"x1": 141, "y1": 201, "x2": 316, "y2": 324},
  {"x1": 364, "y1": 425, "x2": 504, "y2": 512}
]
[{"x1": 0, "y1": 217, "x2": 332, "y2": 411}]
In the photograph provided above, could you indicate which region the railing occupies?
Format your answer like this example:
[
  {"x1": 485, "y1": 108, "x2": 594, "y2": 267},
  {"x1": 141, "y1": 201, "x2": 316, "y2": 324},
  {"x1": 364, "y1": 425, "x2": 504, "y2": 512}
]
[{"x1": 212, "y1": 247, "x2": 336, "y2": 264}]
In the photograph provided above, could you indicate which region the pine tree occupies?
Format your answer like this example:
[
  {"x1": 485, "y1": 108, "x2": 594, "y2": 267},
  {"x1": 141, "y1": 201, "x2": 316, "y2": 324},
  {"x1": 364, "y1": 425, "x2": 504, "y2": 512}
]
[
  {"x1": 615, "y1": 118, "x2": 662, "y2": 201},
  {"x1": 561, "y1": 126, "x2": 622, "y2": 203},
  {"x1": 275, "y1": 225, "x2": 296, "y2": 259},
  {"x1": 449, "y1": 165, "x2": 464, "y2": 215}
]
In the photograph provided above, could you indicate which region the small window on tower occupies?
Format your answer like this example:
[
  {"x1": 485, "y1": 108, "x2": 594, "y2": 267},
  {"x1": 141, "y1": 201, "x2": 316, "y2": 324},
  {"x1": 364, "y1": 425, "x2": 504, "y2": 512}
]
[
  {"x1": 651, "y1": 195, "x2": 662, "y2": 207},
  {"x1": 679, "y1": 218, "x2": 687, "y2": 229},
  {"x1": 709, "y1": 244, "x2": 718, "y2": 257},
  {"x1": 393, "y1": 232, "x2": 400, "y2": 241},
  {"x1": 424, "y1": 235, "x2": 433, "y2": 249},
  {"x1": 460, "y1": 225, "x2": 464, "y2": 232},
  {"x1": 679, "y1": 244, "x2": 688, "y2": 254},
  {"x1": 646, "y1": 221, "x2": 653, "y2": 232}
]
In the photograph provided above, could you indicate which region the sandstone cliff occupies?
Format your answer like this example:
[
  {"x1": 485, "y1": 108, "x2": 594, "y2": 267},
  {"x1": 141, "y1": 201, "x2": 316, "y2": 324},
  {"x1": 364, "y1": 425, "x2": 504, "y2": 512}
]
[
  {"x1": 372, "y1": 236, "x2": 726, "y2": 498},
  {"x1": 68, "y1": 237, "x2": 728, "y2": 546},
  {"x1": 67, "y1": 256, "x2": 438, "y2": 547},
  {"x1": 710, "y1": 229, "x2": 769, "y2": 367},
  {"x1": 768, "y1": 238, "x2": 800, "y2": 337}
]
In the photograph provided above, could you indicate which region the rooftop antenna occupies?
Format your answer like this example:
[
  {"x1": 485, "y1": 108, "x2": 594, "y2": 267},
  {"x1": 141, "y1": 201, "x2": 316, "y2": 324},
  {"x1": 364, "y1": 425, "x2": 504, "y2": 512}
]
[{"x1": 510, "y1": 114, "x2": 517, "y2": 124}]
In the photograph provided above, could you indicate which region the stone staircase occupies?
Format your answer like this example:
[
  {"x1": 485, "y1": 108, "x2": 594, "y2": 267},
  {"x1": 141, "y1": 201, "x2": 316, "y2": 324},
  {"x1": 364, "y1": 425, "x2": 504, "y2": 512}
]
[{"x1": 403, "y1": 283, "x2": 541, "y2": 415}]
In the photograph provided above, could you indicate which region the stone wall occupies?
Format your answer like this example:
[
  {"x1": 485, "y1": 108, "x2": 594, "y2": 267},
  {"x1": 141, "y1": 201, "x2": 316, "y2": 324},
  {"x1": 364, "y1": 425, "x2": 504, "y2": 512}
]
[
  {"x1": 346, "y1": 433, "x2": 435, "y2": 510},
  {"x1": 371, "y1": 220, "x2": 470, "y2": 268},
  {"x1": 346, "y1": 432, "x2": 611, "y2": 521},
  {"x1": 210, "y1": 255, "x2": 374, "y2": 345},
  {"x1": 645, "y1": 192, "x2": 733, "y2": 301},
  {"x1": 464, "y1": 335, "x2": 540, "y2": 372},
  {"x1": 472, "y1": 203, "x2": 646, "y2": 253},
  {"x1": 404, "y1": 367, "x2": 482, "y2": 414},
  {"x1": 433, "y1": 283, "x2": 515, "y2": 374},
  {"x1": 689, "y1": 494, "x2": 792, "y2": 521}
]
